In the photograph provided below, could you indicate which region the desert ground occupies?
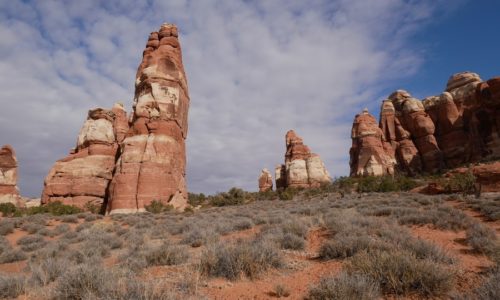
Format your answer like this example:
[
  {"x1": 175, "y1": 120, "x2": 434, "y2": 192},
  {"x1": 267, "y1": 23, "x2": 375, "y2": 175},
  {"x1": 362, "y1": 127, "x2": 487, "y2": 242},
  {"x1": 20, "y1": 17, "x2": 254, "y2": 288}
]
[{"x1": 1, "y1": 187, "x2": 499, "y2": 300}]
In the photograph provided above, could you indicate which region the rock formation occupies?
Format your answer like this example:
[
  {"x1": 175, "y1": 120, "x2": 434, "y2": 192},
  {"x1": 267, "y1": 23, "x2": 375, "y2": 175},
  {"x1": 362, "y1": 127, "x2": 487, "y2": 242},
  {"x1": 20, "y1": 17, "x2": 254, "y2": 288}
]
[
  {"x1": 42, "y1": 105, "x2": 128, "y2": 210},
  {"x1": 0, "y1": 145, "x2": 22, "y2": 205},
  {"x1": 42, "y1": 23, "x2": 190, "y2": 214},
  {"x1": 107, "y1": 23, "x2": 189, "y2": 214},
  {"x1": 258, "y1": 169, "x2": 273, "y2": 192},
  {"x1": 350, "y1": 109, "x2": 396, "y2": 176},
  {"x1": 350, "y1": 71, "x2": 500, "y2": 178},
  {"x1": 274, "y1": 130, "x2": 331, "y2": 189}
]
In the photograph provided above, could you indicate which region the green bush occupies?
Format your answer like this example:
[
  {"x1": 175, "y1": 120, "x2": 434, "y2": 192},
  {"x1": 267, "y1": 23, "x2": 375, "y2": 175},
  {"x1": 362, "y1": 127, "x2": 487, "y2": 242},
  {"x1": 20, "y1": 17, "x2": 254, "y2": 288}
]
[
  {"x1": 445, "y1": 171, "x2": 476, "y2": 195},
  {"x1": 209, "y1": 187, "x2": 247, "y2": 206},
  {"x1": 144, "y1": 200, "x2": 173, "y2": 214},
  {"x1": 0, "y1": 203, "x2": 17, "y2": 217},
  {"x1": 188, "y1": 193, "x2": 207, "y2": 206},
  {"x1": 356, "y1": 176, "x2": 418, "y2": 193},
  {"x1": 27, "y1": 201, "x2": 82, "y2": 216},
  {"x1": 278, "y1": 188, "x2": 298, "y2": 200}
]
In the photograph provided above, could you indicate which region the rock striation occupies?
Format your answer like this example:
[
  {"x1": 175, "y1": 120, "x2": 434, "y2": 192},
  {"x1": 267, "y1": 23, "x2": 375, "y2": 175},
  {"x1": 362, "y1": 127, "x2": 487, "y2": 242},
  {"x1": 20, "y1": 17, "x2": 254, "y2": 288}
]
[
  {"x1": 0, "y1": 145, "x2": 22, "y2": 205},
  {"x1": 42, "y1": 105, "x2": 128, "y2": 210},
  {"x1": 42, "y1": 23, "x2": 190, "y2": 214},
  {"x1": 271, "y1": 130, "x2": 331, "y2": 189},
  {"x1": 107, "y1": 23, "x2": 189, "y2": 214},
  {"x1": 350, "y1": 71, "x2": 500, "y2": 178},
  {"x1": 258, "y1": 169, "x2": 273, "y2": 192}
]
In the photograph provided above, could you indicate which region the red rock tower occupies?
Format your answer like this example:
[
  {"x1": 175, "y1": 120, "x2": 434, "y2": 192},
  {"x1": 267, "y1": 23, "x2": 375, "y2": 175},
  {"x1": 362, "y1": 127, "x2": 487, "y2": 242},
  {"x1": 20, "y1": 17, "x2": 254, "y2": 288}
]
[
  {"x1": 107, "y1": 23, "x2": 190, "y2": 214},
  {"x1": 0, "y1": 145, "x2": 22, "y2": 205}
]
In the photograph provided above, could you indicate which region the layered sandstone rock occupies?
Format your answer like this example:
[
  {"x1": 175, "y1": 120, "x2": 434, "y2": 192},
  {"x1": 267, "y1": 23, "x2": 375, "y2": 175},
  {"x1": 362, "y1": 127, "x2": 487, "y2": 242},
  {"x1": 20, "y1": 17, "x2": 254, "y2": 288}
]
[
  {"x1": 350, "y1": 71, "x2": 500, "y2": 185},
  {"x1": 277, "y1": 130, "x2": 331, "y2": 189},
  {"x1": 350, "y1": 109, "x2": 396, "y2": 176},
  {"x1": 0, "y1": 145, "x2": 22, "y2": 205},
  {"x1": 107, "y1": 23, "x2": 189, "y2": 214},
  {"x1": 42, "y1": 105, "x2": 128, "y2": 210},
  {"x1": 258, "y1": 169, "x2": 273, "y2": 192}
]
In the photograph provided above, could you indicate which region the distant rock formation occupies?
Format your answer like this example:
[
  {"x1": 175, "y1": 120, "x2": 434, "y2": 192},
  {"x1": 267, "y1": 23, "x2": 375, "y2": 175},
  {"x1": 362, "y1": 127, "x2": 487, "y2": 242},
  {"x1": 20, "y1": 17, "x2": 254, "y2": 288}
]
[
  {"x1": 42, "y1": 105, "x2": 128, "y2": 210},
  {"x1": 271, "y1": 130, "x2": 331, "y2": 189},
  {"x1": 42, "y1": 23, "x2": 190, "y2": 214},
  {"x1": 108, "y1": 23, "x2": 189, "y2": 214},
  {"x1": 0, "y1": 145, "x2": 22, "y2": 205},
  {"x1": 349, "y1": 71, "x2": 500, "y2": 178},
  {"x1": 258, "y1": 169, "x2": 273, "y2": 192},
  {"x1": 350, "y1": 109, "x2": 396, "y2": 176}
]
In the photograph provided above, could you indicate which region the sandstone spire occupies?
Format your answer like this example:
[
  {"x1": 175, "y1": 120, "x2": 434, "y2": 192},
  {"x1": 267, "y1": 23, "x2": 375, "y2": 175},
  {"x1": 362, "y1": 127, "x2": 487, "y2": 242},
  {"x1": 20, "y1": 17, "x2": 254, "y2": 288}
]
[
  {"x1": 281, "y1": 130, "x2": 331, "y2": 188},
  {"x1": 0, "y1": 145, "x2": 22, "y2": 205},
  {"x1": 258, "y1": 168, "x2": 273, "y2": 192},
  {"x1": 107, "y1": 23, "x2": 190, "y2": 214}
]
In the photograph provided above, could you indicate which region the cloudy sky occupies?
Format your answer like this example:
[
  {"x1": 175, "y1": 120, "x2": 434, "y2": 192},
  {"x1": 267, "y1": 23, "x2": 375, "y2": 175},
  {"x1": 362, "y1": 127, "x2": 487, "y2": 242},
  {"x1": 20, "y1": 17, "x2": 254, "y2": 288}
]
[{"x1": 1, "y1": 0, "x2": 499, "y2": 197}]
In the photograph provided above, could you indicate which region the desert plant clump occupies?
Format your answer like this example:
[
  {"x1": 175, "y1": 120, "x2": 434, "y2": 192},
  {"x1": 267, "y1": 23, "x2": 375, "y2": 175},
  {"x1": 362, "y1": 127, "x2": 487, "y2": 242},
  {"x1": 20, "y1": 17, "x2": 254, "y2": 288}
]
[
  {"x1": 273, "y1": 284, "x2": 291, "y2": 298},
  {"x1": 466, "y1": 223, "x2": 499, "y2": 256},
  {"x1": 346, "y1": 250, "x2": 454, "y2": 297},
  {"x1": 307, "y1": 272, "x2": 380, "y2": 300},
  {"x1": 145, "y1": 200, "x2": 174, "y2": 214},
  {"x1": 200, "y1": 239, "x2": 283, "y2": 280},
  {"x1": 0, "y1": 219, "x2": 14, "y2": 235},
  {"x1": 445, "y1": 171, "x2": 476, "y2": 195},
  {"x1": 143, "y1": 243, "x2": 189, "y2": 266},
  {"x1": 27, "y1": 201, "x2": 82, "y2": 216},
  {"x1": 0, "y1": 273, "x2": 26, "y2": 299},
  {"x1": 16, "y1": 234, "x2": 47, "y2": 252},
  {"x1": 0, "y1": 203, "x2": 18, "y2": 217},
  {"x1": 209, "y1": 187, "x2": 248, "y2": 206}
]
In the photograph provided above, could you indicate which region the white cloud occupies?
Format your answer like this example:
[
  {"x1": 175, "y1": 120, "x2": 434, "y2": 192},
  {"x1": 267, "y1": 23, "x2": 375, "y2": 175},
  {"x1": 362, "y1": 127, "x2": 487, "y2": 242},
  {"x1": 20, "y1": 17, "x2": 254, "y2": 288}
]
[{"x1": 0, "y1": 0, "x2": 463, "y2": 196}]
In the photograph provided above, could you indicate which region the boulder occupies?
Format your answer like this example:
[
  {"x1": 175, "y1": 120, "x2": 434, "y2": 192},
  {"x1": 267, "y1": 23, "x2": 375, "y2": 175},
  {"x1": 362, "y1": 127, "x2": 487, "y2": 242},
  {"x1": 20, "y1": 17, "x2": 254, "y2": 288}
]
[
  {"x1": 258, "y1": 168, "x2": 273, "y2": 192},
  {"x1": 107, "y1": 23, "x2": 190, "y2": 214}
]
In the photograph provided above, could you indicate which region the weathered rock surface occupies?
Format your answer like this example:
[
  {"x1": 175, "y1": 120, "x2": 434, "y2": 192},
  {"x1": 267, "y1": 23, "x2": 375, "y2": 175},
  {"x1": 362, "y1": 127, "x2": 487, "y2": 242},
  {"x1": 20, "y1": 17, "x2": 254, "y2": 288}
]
[
  {"x1": 42, "y1": 105, "x2": 128, "y2": 210},
  {"x1": 107, "y1": 23, "x2": 190, "y2": 214},
  {"x1": 0, "y1": 145, "x2": 22, "y2": 205},
  {"x1": 350, "y1": 109, "x2": 396, "y2": 176},
  {"x1": 258, "y1": 168, "x2": 273, "y2": 192},
  {"x1": 350, "y1": 71, "x2": 500, "y2": 189},
  {"x1": 274, "y1": 130, "x2": 331, "y2": 189}
]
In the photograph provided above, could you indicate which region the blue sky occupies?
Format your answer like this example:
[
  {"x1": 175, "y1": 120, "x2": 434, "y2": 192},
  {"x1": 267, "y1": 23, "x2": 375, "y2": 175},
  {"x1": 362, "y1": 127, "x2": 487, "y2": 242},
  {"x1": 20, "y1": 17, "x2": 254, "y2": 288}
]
[{"x1": 0, "y1": 0, "x2": 499, "y2": 197}]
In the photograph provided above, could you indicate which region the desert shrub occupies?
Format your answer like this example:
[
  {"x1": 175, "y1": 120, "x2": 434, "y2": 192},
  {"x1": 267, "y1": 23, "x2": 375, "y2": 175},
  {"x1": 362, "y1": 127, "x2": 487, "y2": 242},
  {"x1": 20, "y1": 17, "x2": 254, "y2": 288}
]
[
  {"x1": 0, "y1": 203, "x2": 18, "y2": 217},
  {"x1": 143, "y1": 243, "x2": 189, "y2": 266},
  {"x1": 52, "y1": 223, "x2": 71, "y2": 236},
  {"x1": 356, "y1": 176, "x2": 418, "y2": 193},
  {"x1": 75, "y1": 222, "x2": 93, "y2": 232},
  {"x1": 0, "y1": 248, "x2": 27, "y2": 263},
  {"x1": 347, "y1": 250, "x2": 454, "y2": 296},
  {"x1": 466, "y1": 223, "x2": 498, "y2": 255},
  {"x1": 232, "y1": 218, "x2": 254, "y2": 231},
  {"x1": 181, "y1": 228, "x2": 219, "y2": 247},
  {"x1": 84, "y1": 214, "x2": 99, "y2": 222},
  {"x1": 188, "y1": 193, "x2": 207, "y2": 207},
  {"x1": 20, "y1": 222, "x2": 44, "y2": 234},
  {"x1": 0, "y1": 220, "x2": 14, "y2": 235},
  {"x1": 278, "y1": 188, "x2": 298, "y2": 200},
  {"x1": 278, "y1": 232, "x2": 305, "y2": 250},
  {"x1": 319, "y1": 235, "x2": 375, "y2": 260},
  {"x1": 145, "y1": 200, "x2": 173, "y2": 214},
  {"x1": 445, "y1": 171, "x2": 476, "y2": 195},
  {"x1": 29, "y1": 257, "x2": 69, "y2": 286},
  {"x1": 273, "y1": 284, "x2": 291, "y2": 298},
  {"x1": 83, "y1": 201, "x2": 101, "y2": 214},
  {"x1": 402, "y1": 238, "x2": 455, "y2": 264},
  {"x1": 54, "y1": 264, "x2": 112, "y2": 299},
  {"x1": 0, "y1": 273, "x2": 25, "y2": 299},
  {"x1": 200, "y1": 239, "x2": 283, "y2": 280},
  {"x1": 280, "y1": 219, "x2": 308, "y2": 238},
  {"x1": 60, "y1": 215, "x2": 79, "y2": 223},
  {"x1": 470, "y1": 267, "x2": 500, "y2": 300},
  {"x1": 27, "y1": 201, "x2": 82, "y2": 216},
  {"x1": 209, "y1": 187, "x2": 247, "y2": 206},
  {"x1": 17, "y1": 234, "x2": 47, "y2": 252},
  {"x1": 307, "y1": 272, "x2": 380, "y2": 300}
]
